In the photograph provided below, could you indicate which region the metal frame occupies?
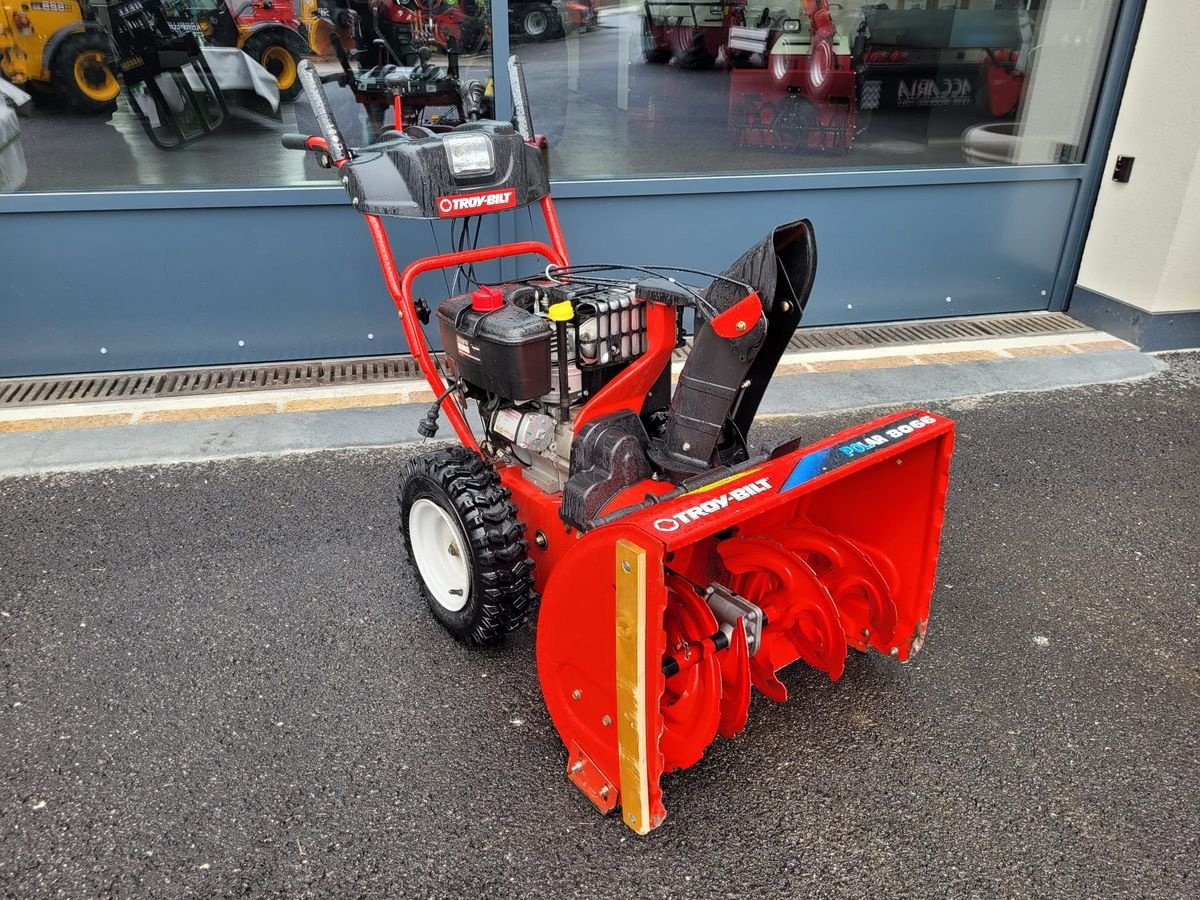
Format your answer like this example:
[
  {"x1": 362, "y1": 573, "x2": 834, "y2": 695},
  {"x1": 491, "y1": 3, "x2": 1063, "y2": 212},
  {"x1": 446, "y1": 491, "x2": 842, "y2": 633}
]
[
  {"x1": 0, "y1": 160, "x2": 1092, "y2": 212},
  {"x1": 1050, "y1": 0, "x2": 1147, "y2": 310}
]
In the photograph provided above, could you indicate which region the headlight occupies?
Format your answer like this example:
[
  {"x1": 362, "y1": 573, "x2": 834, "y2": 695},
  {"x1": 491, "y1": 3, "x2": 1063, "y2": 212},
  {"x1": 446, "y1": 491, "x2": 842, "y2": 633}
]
[{"x1": 443, "y1": 133, "x2": 495, "y2": 177}]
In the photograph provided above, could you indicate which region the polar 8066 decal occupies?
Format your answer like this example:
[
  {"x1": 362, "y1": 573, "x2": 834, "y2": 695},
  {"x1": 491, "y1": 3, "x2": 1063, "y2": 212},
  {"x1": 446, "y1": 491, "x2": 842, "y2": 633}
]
[{"x1": 653, "y1": 477, "x2": 772, "y2": 532}]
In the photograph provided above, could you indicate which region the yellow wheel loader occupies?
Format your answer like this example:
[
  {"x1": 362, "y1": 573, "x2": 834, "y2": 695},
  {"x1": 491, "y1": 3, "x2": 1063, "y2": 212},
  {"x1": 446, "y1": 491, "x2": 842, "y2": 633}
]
[{"x1": 0, "y1": 1, "x2": 119, "y2": 113}]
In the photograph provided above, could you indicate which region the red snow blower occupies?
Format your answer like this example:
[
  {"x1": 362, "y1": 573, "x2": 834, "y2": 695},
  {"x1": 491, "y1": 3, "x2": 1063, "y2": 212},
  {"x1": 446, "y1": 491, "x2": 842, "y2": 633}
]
[{"x1": 284, "y1": 56, "x2": 954, "y2": 835}]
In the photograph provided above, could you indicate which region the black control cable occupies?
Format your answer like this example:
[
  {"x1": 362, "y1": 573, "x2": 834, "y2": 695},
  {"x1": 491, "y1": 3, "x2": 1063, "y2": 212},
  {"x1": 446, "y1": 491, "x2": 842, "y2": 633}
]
[{"x1": 417, "y1": 377, "x2": 462, "y2": 440}]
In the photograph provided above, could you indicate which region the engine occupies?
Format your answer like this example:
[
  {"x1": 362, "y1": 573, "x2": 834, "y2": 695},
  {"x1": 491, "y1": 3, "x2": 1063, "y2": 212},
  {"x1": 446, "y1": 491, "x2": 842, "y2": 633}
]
[{"x1": 436, "y1": 280, "x2": 658, "y2": 493}]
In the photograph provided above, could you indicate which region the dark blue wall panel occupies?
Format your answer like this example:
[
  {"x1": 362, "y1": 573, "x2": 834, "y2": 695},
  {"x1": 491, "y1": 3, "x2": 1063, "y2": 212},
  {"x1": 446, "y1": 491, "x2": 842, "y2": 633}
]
[
  {"x1": 0, "y1": 207, "x2": 499, "y2": 377},
  {"x1": 1, "y1": 178, "x2": 1075, "y2": 377},
  {"x1": 517, "y1": 179, "x2": 1077, "y2": 327}
]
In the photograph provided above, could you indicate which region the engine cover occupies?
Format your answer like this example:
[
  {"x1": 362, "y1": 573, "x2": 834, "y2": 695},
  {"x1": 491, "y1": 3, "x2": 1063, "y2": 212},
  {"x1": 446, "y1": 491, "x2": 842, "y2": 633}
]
[{"x1": 437, "y1": 287, "x2": 553, "y2": 403}]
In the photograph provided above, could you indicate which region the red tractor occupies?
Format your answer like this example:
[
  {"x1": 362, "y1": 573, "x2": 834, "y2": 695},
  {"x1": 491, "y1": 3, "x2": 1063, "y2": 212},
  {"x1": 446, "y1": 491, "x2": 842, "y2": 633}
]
[
  {"x1": 727, "y1": 1, "x2": 857, "y2": 152},
  {"x1": 642, "y1": 1, "x2": 746, "y2": 68},
  {"x1": 726, "y1": 2, "x2": 1029, "y2": 154}
]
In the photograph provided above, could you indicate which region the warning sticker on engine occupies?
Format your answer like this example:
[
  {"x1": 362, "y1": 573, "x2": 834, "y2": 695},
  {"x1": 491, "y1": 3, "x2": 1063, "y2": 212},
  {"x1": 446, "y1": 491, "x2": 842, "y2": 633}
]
[{"x1": 455, "y1": 336, "x2": 480, "y2": 361}]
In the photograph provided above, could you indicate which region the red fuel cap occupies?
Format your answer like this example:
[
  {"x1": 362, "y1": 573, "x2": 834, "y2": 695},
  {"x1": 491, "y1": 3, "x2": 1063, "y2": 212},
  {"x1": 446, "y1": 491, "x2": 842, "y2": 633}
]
[{"x1": 471, "y1": 286, "x2": 505, "y2": 312}]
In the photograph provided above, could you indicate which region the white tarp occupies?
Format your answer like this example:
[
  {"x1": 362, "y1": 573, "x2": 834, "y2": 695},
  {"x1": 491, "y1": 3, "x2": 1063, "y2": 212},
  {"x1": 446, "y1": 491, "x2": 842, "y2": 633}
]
[
  {"x1": 0, "y1": 81, "x2": 30, "y2": 192},
  {"x1": 0, "y1": 106, "x2": 27, "y2": 192},
  {"x1": 0, "y1": 78, "x2": 32, "y2": 111},
  {"x1": 131, "y1": 47, "x2": 280, "y2": 127}
]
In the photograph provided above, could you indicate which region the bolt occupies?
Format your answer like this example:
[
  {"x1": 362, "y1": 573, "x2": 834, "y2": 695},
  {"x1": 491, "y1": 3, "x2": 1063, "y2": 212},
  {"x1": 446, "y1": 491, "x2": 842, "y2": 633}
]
[
  {"x1": 682, "y1": 442, "x2": 691, "y2": 452},
  {"x1": 781, "y1": 301, "x2": 792, "y2": 312},
  {"x1": 352, "y1": 197, "x2": 360, "y2": 206},
  {"x1": 571, "y1": 689, "x2": 582, "y2": 700},
  {"x1": 861, "y1": 628, "x2": 870, "y2": 637},
  {"x1": 735, "y1": 320, "x2": 746, "y2": 332},
  {"x1": 534, "y1": 530, "x2": 548, "y2": 550},
  {"x1": 628, "y1": 813, "x2": 637, "y2": 825},
  {"x1": 602, "y1": 715, "x2": 612, "y2": 727},
  {"x1": 448, "y1": 543, "x2": 460, "y2": 558},
  {"x1": 622, "y1": 561, "x2": 631, "y2": 573},
  {"x1": 599, "y1": 785, "x2": 610, "y2": 800},
  {"x1": 99, "y1": 347, "x2": 107, "y2": 354},
  {"x1": 570, "y1": 760, "x2": 584, "y2": 773},
  {"x1": 889, "y1": 647, "x2": 899, "y2": 657},
  {"x1": 367, "y1": 333, "x2": 374, "y2": 340},
  {"x1": 238, "y1": 340, "x2": 245, "y2": 347},
  {"x1": 341, "y1": 175, "x2": 349, "y2": 184}
]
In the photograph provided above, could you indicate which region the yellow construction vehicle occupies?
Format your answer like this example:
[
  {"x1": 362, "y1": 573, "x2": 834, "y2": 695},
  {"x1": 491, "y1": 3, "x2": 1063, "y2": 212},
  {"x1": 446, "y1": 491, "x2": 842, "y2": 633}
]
[
  {"x1": 1, "y1": 0, "x2": 310, "y2": 111},
  {"x1": 0, "y1": 1, "x2": 120, "y2": 113}
]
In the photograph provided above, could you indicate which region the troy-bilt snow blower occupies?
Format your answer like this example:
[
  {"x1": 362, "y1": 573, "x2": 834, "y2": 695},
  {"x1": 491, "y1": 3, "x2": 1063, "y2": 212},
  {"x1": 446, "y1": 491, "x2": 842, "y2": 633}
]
[{"x1": 284, "y1": 57, "x2": 954, "y2": 835}]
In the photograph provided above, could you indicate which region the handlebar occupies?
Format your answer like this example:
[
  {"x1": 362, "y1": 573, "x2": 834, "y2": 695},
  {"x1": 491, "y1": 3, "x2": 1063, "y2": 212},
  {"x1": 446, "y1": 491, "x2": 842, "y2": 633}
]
[
  {"x1": 508, "y1": 56, "x2": 535, "y2": 143},
  {"x1": 281, "y1": 133, "x2": 310, "y2": 150},
  {"x1": 297, "y1": 59, "x2": 349, "y2": 164}
]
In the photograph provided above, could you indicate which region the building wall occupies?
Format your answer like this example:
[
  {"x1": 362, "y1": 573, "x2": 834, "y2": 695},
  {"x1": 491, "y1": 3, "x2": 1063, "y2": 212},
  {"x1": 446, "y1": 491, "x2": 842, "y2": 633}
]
[{"x1": 1075, "y1": 1, "x2": 1200, "y2": 318}]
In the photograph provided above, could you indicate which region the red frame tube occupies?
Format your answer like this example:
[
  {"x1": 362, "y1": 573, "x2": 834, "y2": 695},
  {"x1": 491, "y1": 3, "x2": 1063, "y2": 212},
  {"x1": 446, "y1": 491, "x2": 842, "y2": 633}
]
[{"x1": 364, "y1": 196, "x2": 570, "y2": 450}]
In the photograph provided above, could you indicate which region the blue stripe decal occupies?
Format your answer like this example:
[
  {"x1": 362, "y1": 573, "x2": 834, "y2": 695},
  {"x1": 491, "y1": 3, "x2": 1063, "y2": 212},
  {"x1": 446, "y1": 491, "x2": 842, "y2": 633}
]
[
  {"x1": 782, "y1": 447, "x2": 838, "y2": 492},
  {"x1": 781, "y1": 414, "x2": 942, "y2": 493}
]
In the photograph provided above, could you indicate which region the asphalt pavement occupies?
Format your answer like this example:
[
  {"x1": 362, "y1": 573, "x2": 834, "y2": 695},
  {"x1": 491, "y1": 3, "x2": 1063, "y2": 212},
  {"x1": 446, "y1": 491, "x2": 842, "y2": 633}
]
[{"x1": 2, "y1": 353, "x2": 1197, "y2": 898}]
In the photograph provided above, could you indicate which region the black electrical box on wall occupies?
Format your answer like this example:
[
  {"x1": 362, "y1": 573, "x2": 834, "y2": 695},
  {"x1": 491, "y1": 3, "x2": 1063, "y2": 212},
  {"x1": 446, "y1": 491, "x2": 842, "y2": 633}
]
[{"x1": 1113, "y1": 156, "x2": 1135, "y2": 183}]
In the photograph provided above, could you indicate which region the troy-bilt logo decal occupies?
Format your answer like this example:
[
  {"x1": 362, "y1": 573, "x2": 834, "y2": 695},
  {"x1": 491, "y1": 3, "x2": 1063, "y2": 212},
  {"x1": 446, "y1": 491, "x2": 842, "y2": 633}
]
[
  {"x1": 653, "y1": 478, "x2": 773, "y2": 532},
  {"x1": 782, "y1": 413, "x2": 943, "y2": 492},
  {"x1": 436, "y1": 189, "x2": 517, "y2": 217}
]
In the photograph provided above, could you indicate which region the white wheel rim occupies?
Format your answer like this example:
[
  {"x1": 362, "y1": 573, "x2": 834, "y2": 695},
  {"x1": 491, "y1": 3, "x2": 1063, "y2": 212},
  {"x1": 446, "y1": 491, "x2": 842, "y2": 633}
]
[
  {"x1": 528, "y1": 12, "x2": 546, "y2": 34},
  {"x1": 409, "y1": 498, "x2": 471, "y2": 612}
]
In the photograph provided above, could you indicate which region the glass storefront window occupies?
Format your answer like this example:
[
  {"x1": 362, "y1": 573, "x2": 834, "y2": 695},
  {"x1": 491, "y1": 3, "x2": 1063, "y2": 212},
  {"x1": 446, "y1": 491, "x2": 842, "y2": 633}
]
[
  {"x1": 1, "y1": 0, "x2": 493, "y2": 191},
  {"x1": 520, "y1": 0, "x2": 1122, "y2": 179},
  {"x1": 0, "y1": 0, "x2": 1120, "y2": 193}
]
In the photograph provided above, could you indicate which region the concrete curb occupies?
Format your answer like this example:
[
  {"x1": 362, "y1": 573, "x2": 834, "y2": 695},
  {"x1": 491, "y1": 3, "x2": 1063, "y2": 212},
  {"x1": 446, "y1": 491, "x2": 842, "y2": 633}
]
[
  {"x1": 0, "y1": 332, "x2": 1133, "y2": 435},
  {"x1": 0, "y1": 346, "x2": 1164, "y2": 478}
]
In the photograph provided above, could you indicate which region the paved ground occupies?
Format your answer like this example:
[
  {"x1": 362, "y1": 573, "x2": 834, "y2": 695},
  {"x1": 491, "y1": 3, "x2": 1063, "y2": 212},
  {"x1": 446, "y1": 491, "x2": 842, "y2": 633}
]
[{"x1": 2, "y1": 354, "x2": 1197, "y2": 899}]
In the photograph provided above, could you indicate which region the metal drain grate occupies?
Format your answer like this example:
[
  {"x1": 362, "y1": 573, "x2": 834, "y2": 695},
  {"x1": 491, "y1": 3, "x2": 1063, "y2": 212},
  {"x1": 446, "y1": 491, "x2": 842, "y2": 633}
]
[
  {"x1": 0, "y1": 355, "x2": 445, "y2": 410},
  {"x1": 787, "y1": 311, "x2": 1088, "y2": 352},
  {"x1": 0, "y1": 312, "x2": 1092, "y2": 411}
]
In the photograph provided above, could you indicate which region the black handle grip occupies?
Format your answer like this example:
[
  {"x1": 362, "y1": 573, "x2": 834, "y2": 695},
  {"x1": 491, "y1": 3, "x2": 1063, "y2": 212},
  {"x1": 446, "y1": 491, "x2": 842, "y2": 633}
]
[
  {"x1": 281, "y1": 133, "x2": 309, "y2": 150},
  {"x1": 297, "y1": 59, "x2": 349, "y2": 164}
]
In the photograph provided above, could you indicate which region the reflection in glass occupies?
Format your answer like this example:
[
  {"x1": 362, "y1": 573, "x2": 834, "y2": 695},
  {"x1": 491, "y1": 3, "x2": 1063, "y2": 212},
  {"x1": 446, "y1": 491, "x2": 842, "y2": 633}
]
[
  {"x1": 0, "y1": 0, "x2": 1119, "y2": 191},
  {"x1": 522, "y1": 0, "x2": 1120, "y2": 179},
  {"x1": 1, "y1": 0, "x2": 492, "y2": 190}
]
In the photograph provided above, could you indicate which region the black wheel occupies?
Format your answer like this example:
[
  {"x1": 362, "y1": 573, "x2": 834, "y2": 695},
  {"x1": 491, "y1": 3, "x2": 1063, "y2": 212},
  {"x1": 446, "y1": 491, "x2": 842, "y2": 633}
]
[
  {"x1": 521, "y1": 6, "x2": 556, "y2": 40},
  {"x1": 399, "y1": 447, "x2": 536, "y2": 647},
  {"x1": 50, "y1": 30, "x2": 119, "y2": 115},
  {"x1": 643, "y1": 45, "x2": 671, "y2": 64},
  {"x1": 242, "y1": 32, "x2": 303, "y2": 101},
  {"x1": 773, "y1": 96, "x2": 817, "y2": 152}
]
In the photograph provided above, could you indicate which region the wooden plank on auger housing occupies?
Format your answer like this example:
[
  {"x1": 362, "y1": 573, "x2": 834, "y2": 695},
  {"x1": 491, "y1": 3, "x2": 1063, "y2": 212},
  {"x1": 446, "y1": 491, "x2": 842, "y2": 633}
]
[{"x1": 614, "y1": 538, "x2": 651, "y2": 835}]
